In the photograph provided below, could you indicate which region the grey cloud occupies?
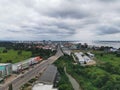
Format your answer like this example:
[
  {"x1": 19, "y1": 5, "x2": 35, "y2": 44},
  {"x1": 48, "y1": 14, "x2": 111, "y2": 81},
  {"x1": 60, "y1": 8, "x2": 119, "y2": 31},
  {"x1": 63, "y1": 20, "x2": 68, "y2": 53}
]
[
  {"x1": 97, "y1": 26, "x2": 120, "y2": 35},
  {"x1": 21, "y1": 24, "x2": 75, "y2": 37},
  {"x1": 35, "y1": 0, "x2": 92, "y2": 19},
  {"x1": 53, "y1": 22, "x2": 75, "y2": 31},
  {"x1": 0, "y1": 0, "x2": 120, "y2": 40},
  {"x1": 7, "y1": 29, "x2": 21, "y2": 33},
  {"x1": 47, "y1": 9, "x2": 90, "y2": 19},
  {"x1": 98, "y1": 0, "x2": 119, "y2": 2}
]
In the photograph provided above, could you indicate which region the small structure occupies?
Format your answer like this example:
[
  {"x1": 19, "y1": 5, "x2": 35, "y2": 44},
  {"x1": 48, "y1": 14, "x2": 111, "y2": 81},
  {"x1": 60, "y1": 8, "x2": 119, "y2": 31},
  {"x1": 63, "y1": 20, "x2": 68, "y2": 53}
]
[
  {"x1": 62, "y1": 47, "x2": 71, "y2": 55},
  {"x1": 110, "y1": 48, "x2": 118, "y2": 52},
  {"x1": 32, "y1": 65, "x2": 58, "y2": 90}
]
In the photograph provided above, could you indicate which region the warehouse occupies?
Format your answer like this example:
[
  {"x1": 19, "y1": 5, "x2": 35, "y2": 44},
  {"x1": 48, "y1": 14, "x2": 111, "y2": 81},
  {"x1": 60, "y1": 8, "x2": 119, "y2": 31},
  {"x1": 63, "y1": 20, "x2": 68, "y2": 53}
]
[
  {"x1": 83, "y1": 56, "x2": 91, "y2": 63},
  {"x1": 32, "y1": 65, "x2": 58, "y2": 90},
  {"x1": 87, "y1": 52, "x2": 94, "y2": 58},
  {"x1": 74, "y1": 52, "x2": 93, "y2": 64},
  {"x1": 74, "y1": 52, "x2": 85, "y2": 64}
]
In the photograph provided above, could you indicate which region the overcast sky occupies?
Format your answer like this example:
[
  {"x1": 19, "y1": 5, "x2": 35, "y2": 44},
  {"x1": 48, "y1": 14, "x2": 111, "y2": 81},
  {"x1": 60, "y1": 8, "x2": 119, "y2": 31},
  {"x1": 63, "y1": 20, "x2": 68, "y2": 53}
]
[{"x1": 0, "y1": 0, "x2": 120, "y2": 41}]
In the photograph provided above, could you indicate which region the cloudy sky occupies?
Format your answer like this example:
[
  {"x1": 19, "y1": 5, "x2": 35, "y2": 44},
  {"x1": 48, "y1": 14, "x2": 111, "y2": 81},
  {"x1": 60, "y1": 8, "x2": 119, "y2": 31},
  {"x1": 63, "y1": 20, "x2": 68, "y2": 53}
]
[{"x1": 0, "y1": 0, "x2": 120, "y2": 41}]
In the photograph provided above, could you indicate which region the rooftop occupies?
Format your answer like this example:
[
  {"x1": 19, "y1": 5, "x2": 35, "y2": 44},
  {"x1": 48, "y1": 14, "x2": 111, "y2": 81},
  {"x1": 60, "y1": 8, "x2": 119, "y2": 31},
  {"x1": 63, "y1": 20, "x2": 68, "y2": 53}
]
[
  {"x1": 0, "y1": 63, "x2": 11, "y2": 66},
  {"x1": 38, "y1": 65, "x2": 57, "y2": 84},
  {"x1": 32, "y1": 83, "x2": 57, "y2": 90}
]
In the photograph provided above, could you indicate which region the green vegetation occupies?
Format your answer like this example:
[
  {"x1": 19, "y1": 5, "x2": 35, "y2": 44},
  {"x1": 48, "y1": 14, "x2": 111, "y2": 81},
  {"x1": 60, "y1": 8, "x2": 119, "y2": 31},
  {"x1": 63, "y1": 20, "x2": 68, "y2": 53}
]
[
  {"x1": 55, "y1": 53, "x2": 120, "y2": 90},
  {"x1": 54, "y1": 56, "x2": 74, "y2": 90},
  {"x1": 0, "y1": 46, "x2": 56, "y2": 63},
  {"x1": 0, "y1": 42, "x2": 57, "y2": 63},
  {"x1": 0, "y1": 47, "x2": 5, "y2": 53},
  {"x1": 21, "y1": 78, "x2": 37, "y2": 90},
  {"x1": 0, "y1": 47, "x2": 32, "y2": 63},
  {"x1": 31, "y1": 48, "x2": 56, "y2": 59},
  {"x1": 93, "y1": 51, "x2": 120, "y2": 75}
]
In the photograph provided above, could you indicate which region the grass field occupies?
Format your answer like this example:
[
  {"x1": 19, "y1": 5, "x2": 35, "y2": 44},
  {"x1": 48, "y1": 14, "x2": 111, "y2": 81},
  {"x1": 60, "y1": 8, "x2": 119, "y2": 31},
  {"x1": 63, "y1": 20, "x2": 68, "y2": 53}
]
[
  {"x1": 93, "y1": 51, "x2": 120, "y2": 63},
  {"x1": 0, "y1": 47, "x2": 32, "y2": 63},
  {"x1": 0, "y1": 47, "x2": 5, "y2": 53}
]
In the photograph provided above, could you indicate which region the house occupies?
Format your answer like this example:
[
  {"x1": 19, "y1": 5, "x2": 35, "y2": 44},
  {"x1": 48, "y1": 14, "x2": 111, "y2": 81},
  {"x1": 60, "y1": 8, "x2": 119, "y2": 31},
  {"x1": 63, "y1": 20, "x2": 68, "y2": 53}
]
[{"x1": 110, "y1": 48, "x2": 118, "y2": 52}]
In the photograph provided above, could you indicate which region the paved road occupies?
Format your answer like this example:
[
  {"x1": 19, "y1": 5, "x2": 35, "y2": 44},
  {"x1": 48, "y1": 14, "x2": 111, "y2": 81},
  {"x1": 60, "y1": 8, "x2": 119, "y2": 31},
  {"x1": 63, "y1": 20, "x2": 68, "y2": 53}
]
[
  {"x1": 64, "y1": 67, "x2": 82, "y2": 90},
  {"x1": 0, "y1": 45, "x2": 63, "y2": 90}
]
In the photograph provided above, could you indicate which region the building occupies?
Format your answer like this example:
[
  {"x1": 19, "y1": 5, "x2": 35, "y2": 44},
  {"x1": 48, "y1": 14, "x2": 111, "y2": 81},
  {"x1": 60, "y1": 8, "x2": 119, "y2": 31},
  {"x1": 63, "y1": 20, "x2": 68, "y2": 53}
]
[
  {"x1": 32, "y1": 83, "x2": 57, "y2": 90},
  {"x1": 32, "y1": 65, "x2": 58, "y2": 90},
  {"x1": 0, "y1": 63, "x2": 12, "y2": 81},
  {"x1": 83, "y1": 56, "x2": 91, "y2": 63},
  {"x1": 74, "y1": 52, "x2": 85, "y2": 64},
  {"x1": 62, "y1": 47, "x2": 71, "y2": 55},
  {"x1": 74, "y1": 52, "x2": 92, "y2": 64},
  {"x1": 110, "y1": 48, "x2": 118, "y2": 52},
  {"x1": 87, "y1": 52, "x2": 94, "y2": 58}
]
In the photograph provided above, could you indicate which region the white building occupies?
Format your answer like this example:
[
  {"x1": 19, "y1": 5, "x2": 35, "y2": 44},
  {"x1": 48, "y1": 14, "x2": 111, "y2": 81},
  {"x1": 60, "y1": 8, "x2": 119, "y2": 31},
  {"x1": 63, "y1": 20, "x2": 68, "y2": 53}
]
[
  {"x1": 83, "y1": 56, "x2": 91, "y2": 62},
  {"x1": 87, "y1": 52, "x2": 94, "y2": 58},
  {"x1": 75, "y1": 52, "x2": 92, "y2": 64},
  {"x1": 74, "y1": 53, "x2": 85, "y2": 64},
  {"x1": 32, "y1": 83, "x2": 57, "y2": 90}
]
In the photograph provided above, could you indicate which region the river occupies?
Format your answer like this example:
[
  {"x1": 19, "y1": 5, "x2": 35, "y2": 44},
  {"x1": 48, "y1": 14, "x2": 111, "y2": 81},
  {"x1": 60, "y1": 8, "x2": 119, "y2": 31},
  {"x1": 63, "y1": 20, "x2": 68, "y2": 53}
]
[{"x1": 72, "y1": 41, "x2": 120, "y2": 49}]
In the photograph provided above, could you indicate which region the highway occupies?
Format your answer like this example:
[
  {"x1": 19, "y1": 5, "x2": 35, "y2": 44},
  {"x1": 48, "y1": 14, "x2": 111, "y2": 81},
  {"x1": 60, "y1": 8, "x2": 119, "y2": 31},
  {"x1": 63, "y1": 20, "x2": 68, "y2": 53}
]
[{"x1": 0, "y1": 45, "x2": 63, "y2": 90}]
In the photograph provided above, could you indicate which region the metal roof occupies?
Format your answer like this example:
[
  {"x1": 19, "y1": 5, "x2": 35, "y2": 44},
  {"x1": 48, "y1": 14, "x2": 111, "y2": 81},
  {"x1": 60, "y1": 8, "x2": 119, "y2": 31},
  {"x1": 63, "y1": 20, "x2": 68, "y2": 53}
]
[
  {"x1": 32, "y1": 83, "x2": 57, "y2": 90},
  {"x1": 38, "y1": 65, "x2": 57, "y2": 84},
  {"x1": 0, "y1": 63, "x2": 11, "y2": 66}
]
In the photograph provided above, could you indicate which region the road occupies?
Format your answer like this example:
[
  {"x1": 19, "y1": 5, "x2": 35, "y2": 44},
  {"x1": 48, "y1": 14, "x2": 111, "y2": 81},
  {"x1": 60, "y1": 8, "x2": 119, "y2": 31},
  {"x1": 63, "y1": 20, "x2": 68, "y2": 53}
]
[
  {"x1": 64, "y1": 67, "x2": 82, "y2": 90},
  {"x1": 0, "y1": 45, "x2": 63, "y2": 90}
]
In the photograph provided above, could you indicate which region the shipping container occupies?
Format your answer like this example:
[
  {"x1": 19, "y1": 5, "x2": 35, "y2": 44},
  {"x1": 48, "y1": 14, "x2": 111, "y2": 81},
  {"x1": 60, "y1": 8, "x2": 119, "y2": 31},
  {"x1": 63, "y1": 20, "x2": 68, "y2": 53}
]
[
  {"x1": 21, "y1": 61, "x2": 29, "y2": 70},
  {"x1": 34, "y1": 56, "x2": 43, "y2": 64},
  {"x1": 12, "y1": 57, "x2": 43, "y2": 73},
  {"x1": 12, "y1": 58, "x2": 35, "y2": 73},
  {"x1": 12, "y1": 61, "x2": 29, "y2": 73},
  {"x1": 28, "y1": 58, "x2": 36, "y2": 65},
  {"x1": 12, "y1": 64, "x2": 22, "y2": 73}
]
